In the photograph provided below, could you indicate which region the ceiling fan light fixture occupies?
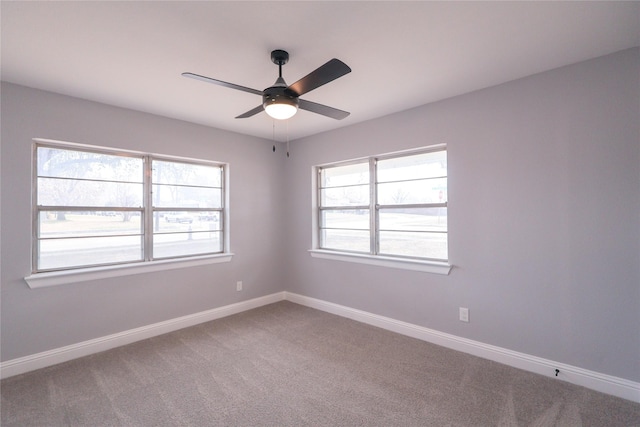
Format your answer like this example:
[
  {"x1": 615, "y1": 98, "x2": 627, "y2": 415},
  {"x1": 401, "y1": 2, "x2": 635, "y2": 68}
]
[
  {"x1": 264, "y1": 102, "x2": 298, "y2": 120},
  {"x1": 183, "y1": 49, "x2": 351, "y2": 121},
  {"x1": 264, "y1": 94, "x2": 298, "y2": 120}
]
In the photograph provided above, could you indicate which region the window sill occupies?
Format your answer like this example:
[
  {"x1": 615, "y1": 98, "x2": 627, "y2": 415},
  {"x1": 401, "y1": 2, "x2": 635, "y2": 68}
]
[
  {"x1": 24, "y1": 254, "x2": 234, "y2": 289},
  {"x1": 308, "y1": 250, "x2": 452, "y2": 275}
]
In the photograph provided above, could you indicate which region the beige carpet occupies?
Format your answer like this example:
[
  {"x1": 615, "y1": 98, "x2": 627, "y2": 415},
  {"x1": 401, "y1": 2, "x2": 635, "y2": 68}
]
[{"x1": 1, "y1": 301, "x2": 639, "y2": 426}]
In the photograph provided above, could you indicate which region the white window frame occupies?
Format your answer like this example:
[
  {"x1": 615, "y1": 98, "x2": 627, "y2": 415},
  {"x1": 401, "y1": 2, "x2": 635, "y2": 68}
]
[
  {"x1": 310, "y1": 145, "x2": 452, "y2": 275},
  {"x1": 25, "y1": 139, "x2": 232, "y2": 288}
]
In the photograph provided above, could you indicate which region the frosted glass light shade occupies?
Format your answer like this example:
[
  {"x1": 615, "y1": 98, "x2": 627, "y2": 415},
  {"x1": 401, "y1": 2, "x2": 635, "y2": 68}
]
[{"x1": 264, "y1": 103, "x2": 298, "y2": 120}]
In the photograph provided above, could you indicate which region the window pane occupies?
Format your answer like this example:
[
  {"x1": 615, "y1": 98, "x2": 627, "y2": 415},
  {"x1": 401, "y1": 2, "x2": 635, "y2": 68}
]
[
  {"x1": 37, "y1": 147, "x2": 143, "y2": 182},
  {"x1": 152, "y1": 185, "x2": 221, "y2": 208},
  {"x1": 321, "y1": 229, "x2": 370, "y2": 253},
  {"x1": 153, "y1": 231, "x2": 222, "y2": 258},
  {"x1": 377, "y1": 150, "x2": 447, "y2": 183},
  {"x1": 38, "y1": 178, "x2": 143, "y2": 207},
  {"x1": 320, "y1": 162, "x2": 369, "y2": 188},
  {"x1": 377, "y1": 178, "x2": 447, "y2": 205},
  {"x1": 195, "y1": 211, "x2": 221, "y2": 223},
  {"x1": 320, "y1": 185, "x2": 369, "y2": 207},
  {"x1": 379, "y1": 208, "x2": 447, "y2": 232},
  {"x1": 153, "y1": 211, "x2": 221, "y2": 232},
  {"x1": 39, "y1": 236, "x2": 143, "y2": 270},
  {"x1": 379, "y1": 231, "x2": 447, "y2": 260},
  {"x1": 39, "y1": 211, "x2": 142, "y2": 238},
  {"x1": 321, "y1": 209, "x2": 369, "y2": 230},
  {"x1": 152, "y1": 160, "x2": 221, "y2": 187}
]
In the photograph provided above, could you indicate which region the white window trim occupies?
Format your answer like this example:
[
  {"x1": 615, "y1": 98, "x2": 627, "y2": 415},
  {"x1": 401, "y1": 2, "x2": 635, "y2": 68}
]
[
  {"x1": 24, "y1": 253, "x2": 233, "y2": 289},
  {"x1": 309, "y1": 249, "x2": 451, "y2": 275},
  {"x1": 310, "y1": 144, "x2": 452, "y2": 275}
]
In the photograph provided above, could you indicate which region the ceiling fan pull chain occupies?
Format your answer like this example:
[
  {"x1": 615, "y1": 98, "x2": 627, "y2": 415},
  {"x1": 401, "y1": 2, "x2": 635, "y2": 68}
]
[
  {"x1": 286, "y1": 120, "x2": 290, "y2": 158},
  {"x1": 272, "y1": 121, "x2": 276, "y2": 153}
]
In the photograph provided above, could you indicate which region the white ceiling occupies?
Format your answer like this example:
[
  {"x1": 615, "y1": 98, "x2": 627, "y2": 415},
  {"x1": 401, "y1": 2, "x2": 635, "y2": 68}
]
[{"x1": 2, "y1": 1, "x2": 639, "y2": 142}]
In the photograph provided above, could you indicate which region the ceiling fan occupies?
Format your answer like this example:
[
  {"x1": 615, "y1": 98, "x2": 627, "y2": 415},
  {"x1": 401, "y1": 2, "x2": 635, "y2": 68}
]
[{"x1": 182, "y1": 50, "x2": 351, "y2": 121}]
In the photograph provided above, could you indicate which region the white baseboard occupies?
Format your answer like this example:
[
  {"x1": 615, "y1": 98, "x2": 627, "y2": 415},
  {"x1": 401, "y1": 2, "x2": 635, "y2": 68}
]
[
  {"x1": 0, "y1": 292, "x2": 285, "y2": 380},
  {"x1": 284, "y1": 292, "x2": 640, "y2": 403},
  {"x1": 3, "y1": 290, "x2": 638, "y2": 404}
]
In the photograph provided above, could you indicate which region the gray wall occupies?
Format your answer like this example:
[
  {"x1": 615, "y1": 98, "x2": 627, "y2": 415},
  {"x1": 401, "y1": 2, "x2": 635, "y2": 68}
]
[
  {"x1": 2, "y1": 48, "x2": 638, "y2": 384},
  {"x1": 283, "y1": 48, "x2": 640, "y2": 382},
  {"x1": 0, "y1": 83, "x2": 288, "y2": 361}
]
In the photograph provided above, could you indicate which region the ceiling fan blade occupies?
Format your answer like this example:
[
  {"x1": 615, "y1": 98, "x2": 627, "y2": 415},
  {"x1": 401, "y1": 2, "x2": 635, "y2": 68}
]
[
  {"x1": 182, "y1": 72, "x2": 263, "y2": 96},
  {"x1": 235, "y1": 105, "x2": 264, "y2": 119},
  {"x1": 287, "y1": 59, "x2": 351, "y2": 96},
  {"x1": 298, "y1": 99, "x2": 350, "y2": 120}
]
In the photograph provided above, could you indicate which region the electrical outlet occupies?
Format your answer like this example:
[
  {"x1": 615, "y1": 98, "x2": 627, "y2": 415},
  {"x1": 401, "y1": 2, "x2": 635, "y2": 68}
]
[
  {"x1": 459, "y1": 307, "x2": 469, "y2": 322},
  {"x1": 236, "y1": 281, "x2": 243, "y2": 291}
]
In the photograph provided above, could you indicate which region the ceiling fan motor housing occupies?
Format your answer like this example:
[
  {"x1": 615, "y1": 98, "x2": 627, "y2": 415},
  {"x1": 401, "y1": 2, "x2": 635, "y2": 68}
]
[{"x1": 263, "y1": 86, "x2": 299, "y2": 109}]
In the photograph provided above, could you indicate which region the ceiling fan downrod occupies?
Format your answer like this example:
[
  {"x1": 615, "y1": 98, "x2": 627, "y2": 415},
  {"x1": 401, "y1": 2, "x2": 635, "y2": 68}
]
[{"x1": 271, "y1": 49, "x2": 289, "y2": 80}]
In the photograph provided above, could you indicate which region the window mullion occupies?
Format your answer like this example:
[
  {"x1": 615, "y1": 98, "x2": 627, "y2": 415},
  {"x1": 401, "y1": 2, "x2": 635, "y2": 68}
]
[
  {"x1": 370, "y1": 158, "x2": 378, "y2": 255},
  {"x1": 144, "y1": 156, "x2": 153, "y2": 261}
]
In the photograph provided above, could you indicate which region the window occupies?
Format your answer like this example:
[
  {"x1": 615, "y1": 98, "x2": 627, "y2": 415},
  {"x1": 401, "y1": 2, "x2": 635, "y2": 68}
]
[
  {"x1": 316, "y1": 146, "x2": 448, "y2": 265},
  {"x1": 33, "y1": 140, "x2": 226, "y2": 273}
]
